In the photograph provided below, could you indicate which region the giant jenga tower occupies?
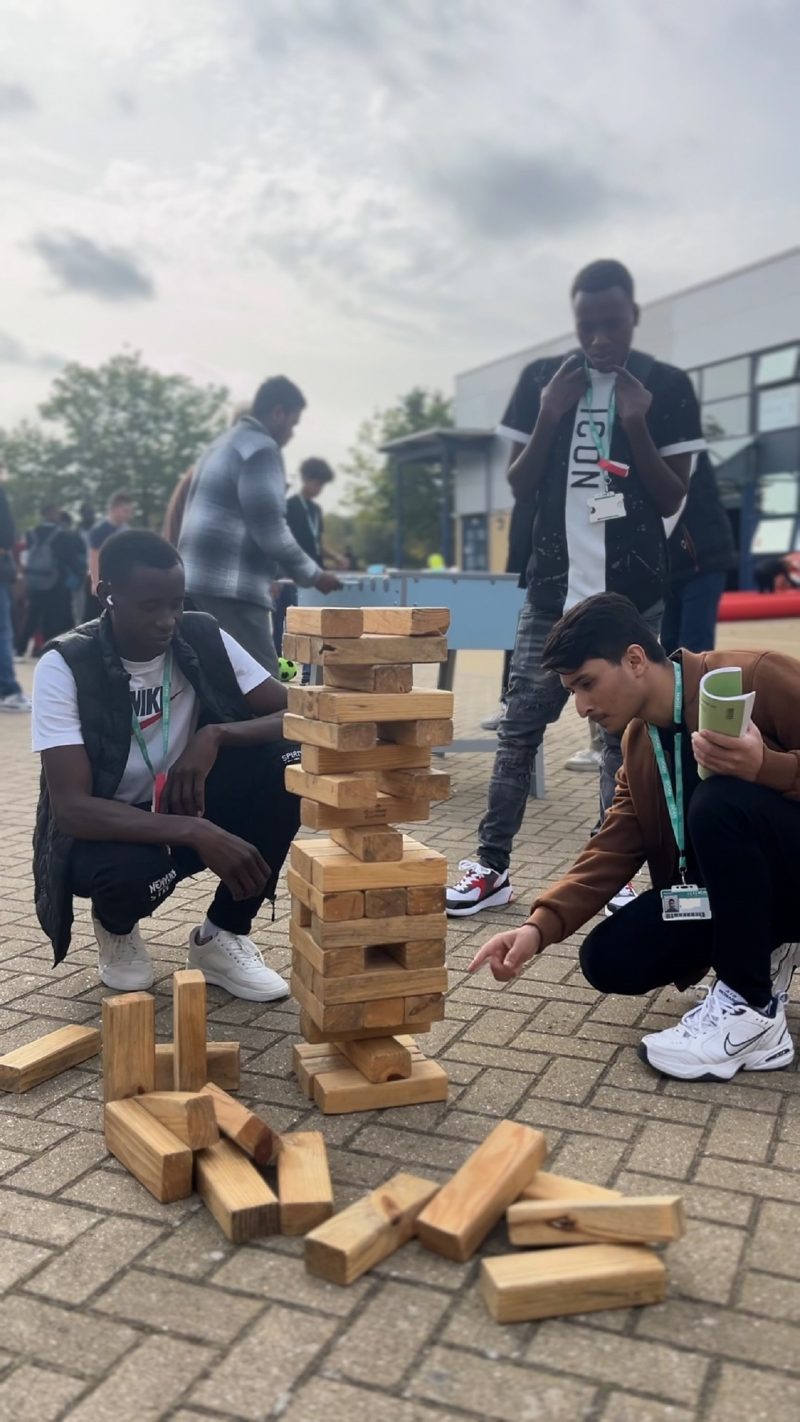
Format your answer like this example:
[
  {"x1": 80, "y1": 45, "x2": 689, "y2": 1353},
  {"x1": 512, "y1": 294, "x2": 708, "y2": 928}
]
[{"x1": 282, "y1": 605, "x2": 452, "y2": 1114}]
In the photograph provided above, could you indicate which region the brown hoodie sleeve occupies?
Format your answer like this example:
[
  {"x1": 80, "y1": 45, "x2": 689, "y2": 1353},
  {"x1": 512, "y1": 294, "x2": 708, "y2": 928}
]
[{"x1": 752, "y1": 652, "x2": 800, "y2": 800}]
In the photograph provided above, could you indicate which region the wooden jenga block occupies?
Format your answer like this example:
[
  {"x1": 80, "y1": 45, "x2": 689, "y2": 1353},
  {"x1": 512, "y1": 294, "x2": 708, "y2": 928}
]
[
  {"x1": 291, "y1": 837, "x2": 447, "y2": 893},
  {"x1": 305, "y1": 1172, "x2": 439, "y2": 1285},
  {"x1": 308, "y1": 634, "x2": 447, "y2": 667},
  {"x1": 277, "y1": 1131, "x2": 334, "y2": 1235},
  {"x1": 102, "y1": 992, "x2": 155, "y2": 1103},
  {"x1": 507, "y1": 1195, "x2": 686, "y2": 1248},
  {"x1": 0, "y1": 1025, "x2": 101, "y2": 1094},
  {"x1": 285, "y1": 765, "x2": 378, "y2": 809},
  {"x1": 137, "y1": 1091, "x2": 219, "y2": 1149},
  {"x1": 517, "y1": 1171, "x2": 623, "y2": 1204},
  {"x1": 291, "y1": 975, "x2": 364, "y2": 1032},
  {"x1": 173, "y1": 970, "x2": 207, "y2": 1091},
  {"x1": 284, "y1": 712, "x2": 377, "y2": 751},
  {"x1": 287, "y1": 868, "x2": 365, "y2": 921},
  {"x1": 290, "y1": 687, "x2": 453, "y2": 724},
  {"x1": 292, "y1": 897, "x2": 312, "y2": 928},
  {"x1": 298, "y1": 1009, "x2": 430, "y2": 1045},
  {"x1": 290, "y1": 921, "x2": 367, "y2": 978},
  {"x1": 379, "y1": 718, "x2": 454, "y2": 746},
  {"x1": 323, "y1": 664, "x2": 413, "y2": 693},
  {"x1": 307, "y1": 909, "x2": 447, "y2": 949},
  {"x1": 300, "y1": 947, "x2": 447, "y2": 1006},
  {"x1": 104, "y1": 1098, "x2": 192, "y2": 1203},
  {"x1": 361, "y1": 996, "x2": 408, "y2": 1028},
  {"x1": 154, "y1": 1041, "x2": 240, "y2": 1092},
  {"x1": 365, "y1": 887, "x2": 407, "y2": 917},
  {"x1": 300, "y1": 796, "x2": 430, "y2": 829},
  {"x1": 292, "y1": 1039, "x2": 422, "y2": 1097},
  {"x1": 403, "y1": 992, "x2": 446, "y2": 1025},
  {"x1": 281, "y1": 633, "x2": 315, "y2": 663},
  {"x1": 416, "y1": 1121, "x2": 547, "y2": 1262},
  {"x1": 407, "y1": 885, "x2": 446, "y2": 915},
  {"x1": 313, "y1": 1059, "x2": 448, "y2": 1115},
  {"x1": 376, "y1": 769, "x2": 450, "y2": 802},
  {"x1": 200, "y1": 1082, "x2": 279, "y2": 1166},
  {"x1": 480, "y1": 1245, "x2": 668, "y2": 1323},
  {"x1": 336, "y1": 1035, "x2": 413, "y2": 1083},
  {"x1": 301, "y1": 742, "x2": 429, "y2": 775},
  {"x1": 285, "y1": 606, "x2": 364, "y2": 637},
  {"x1": 385, "y1": 941, "x2": 446, "y2": 969},
  {"x1": 329, "y1": 825, "x2": 404, "y2": 861},
  {"x1": 361, "y1": 607, "x2": 450, "y2": 636},
  {"x1": 196, "y1": 1138, "x2": 280, "y2": 1243}
]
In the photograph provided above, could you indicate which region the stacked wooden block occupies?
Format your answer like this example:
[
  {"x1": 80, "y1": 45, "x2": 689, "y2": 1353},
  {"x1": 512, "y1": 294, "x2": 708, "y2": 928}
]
[
  {"x1": 102, "y1": 971, "x2": 333, "y2": 1241},
  {"x1": 282, "y1": 604, "x2": 452, "y2": 1114}
]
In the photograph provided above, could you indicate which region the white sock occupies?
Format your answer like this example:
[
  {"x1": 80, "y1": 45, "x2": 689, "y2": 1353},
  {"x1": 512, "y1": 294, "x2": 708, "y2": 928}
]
[{"x1": 200, "y1": 916, "x2": 221, "y2": 944}]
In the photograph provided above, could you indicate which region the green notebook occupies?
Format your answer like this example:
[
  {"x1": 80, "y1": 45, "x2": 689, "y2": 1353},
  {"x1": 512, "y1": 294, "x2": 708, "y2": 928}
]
[{"x1": 697, "y1": 667, "x2": 756, "y2": 780}]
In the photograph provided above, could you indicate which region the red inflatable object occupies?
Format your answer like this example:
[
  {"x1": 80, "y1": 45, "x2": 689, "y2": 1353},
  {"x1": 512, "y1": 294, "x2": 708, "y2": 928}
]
[{"x1": 718, "y1": 590, "x2": 800, "y2": 621}]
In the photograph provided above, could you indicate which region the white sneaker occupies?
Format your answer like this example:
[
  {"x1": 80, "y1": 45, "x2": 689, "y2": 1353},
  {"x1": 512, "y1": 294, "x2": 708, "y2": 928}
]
[
  {"x1": 93, "y1": 915, "x2": 154, "y2": 991},
  {"x1": 446, "y1": 859, "x2": 514, "y2": 916},
  {"x1": 605, "y1": 881, "x2": 637, "y2": 916},
  {"x1": 639, "y1": 980, "x2": 794, "y2": 1081},
  {"x1": 188, "y1": 927, "x2": 289, "y2": 1002},
  {"x1": 771, "y1": 942, "x2": 800, "y2": 998},
  {"x1": 564, "y1": 746, "x2": 603, "y2": 772},
  {"x1": 480, "y1": 704, "x2": 507, "y2": 732},
  {"x1": 0, "y1": 691, "x2": 32, "y2": 712}
]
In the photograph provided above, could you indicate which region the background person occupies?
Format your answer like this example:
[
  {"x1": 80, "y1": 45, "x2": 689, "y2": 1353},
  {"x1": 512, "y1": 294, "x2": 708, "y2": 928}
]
[
  {"x1": 662, "y1": 452, "x2": 735, "y2": 653},
  {"x1": 0, "y1": 482, "x2": 29, "y2": 711},
  {"x1": 89, "y1": 491, "x2": 135, "y2": 593},
  {"x1": 17, "y1": 502, "x2": 79, "y2": 655}
]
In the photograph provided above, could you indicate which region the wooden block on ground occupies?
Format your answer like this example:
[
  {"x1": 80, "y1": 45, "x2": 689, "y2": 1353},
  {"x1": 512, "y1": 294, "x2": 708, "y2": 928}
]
[
  {"x1": 301, "y1": 742, "x2": 429, "y2": 775},
  {"x1": 376, "y1": 769, "x2": 450, "y2": 802},
  {"x1": 286, "y1": 764, "x2": 378, "y2": 809},
  {"x1": 329, "y1": 825, "x2": 403, "y2": 862},
  {"x1": 300, "y1": 795, "x2": 430, "y2": 829},
  {"x1": 517, "y1": 1171, "x2": 623, "y2": 1204},
  {"x1": 308, "y1": 910, "x2": 446, "y2": 949},
  {"x1": 507, "y1": 1195, "x2": 686, "y2": 1247},
  {"x1": 0, "y1": 1025, "x2": 101, "y2": 1094},
  {"x1": 200, "y1": 1082, "x2": 279, "y2": 1166},
  {"x1": 285, "y1": 606, "x2": 364, "y2": 637},
  {"x1": 407, "y1": 885, "x2": 446, "y2": 915},
  {"x1": 277, "y1": 1131, "x2": 334, "y2": 1234},
  {"x1": 416, "y1": 1120, "x2": 547, "y2": 1262},
  {"x1": 313, "y1": 1059, "x2": 448, "y2": 1114},
  {"x1": 102, "y1": 992, "x2": 155, "y2": 1103},
  {"x1": 291, "y1": 836, "x2": 447, "y2": 892},
  {"x1": 480, "y1": 1244, "x2": 668, "y2": 1323},
  {"x1": 196, "y1": 1138, "x2": 280, "y2": 1243},
  {"x1": 173, "y1": 969, "x2": 207, "y2": 1091},
  {"x1": 154, "y1": 1041, "x2": 240, "y2": 1092},
  {"x1": 284, "y1": 712, "x2": 377, "y2": 751},
  {"x1": 298, "y1": 1009, "x2": 430, "y2": 1044},
  {"x1": 365, "y1": 887, "x2": 407, "y2": 918},
  {"x1": 287, "y1": 867, "x2": 364, "y2": 921},
  {"x1": 137, "y1": 1091, "x2": 219, "y2": 1149},
  {"x1": 291, "y1": 687, "x2": 453, "y2": 725},
  {"x1": 311, "y1": 635, "x2": 447, "y2": 667},
  {"x1": 361, "y1": 607, "x2": 450, "y2": 636},
  {"x1": 385, "y1": 941, "x2": 446, "y2": 969},
  {"x1": 379, "y1": 718, "x2": 454, "y2": 746},
  {"x1": 337, "y1": 1035, "x2": 413, "y2": 1083},
  {"x1": 305, "y1": 1171, "x2": 439, "y2": 1284},
  {"x1": 323, "y1": 664, "x2": 413, "y2": 693},
  {"x1": 104, "y1": 1098, "x2": 192, "y2": 1203}
]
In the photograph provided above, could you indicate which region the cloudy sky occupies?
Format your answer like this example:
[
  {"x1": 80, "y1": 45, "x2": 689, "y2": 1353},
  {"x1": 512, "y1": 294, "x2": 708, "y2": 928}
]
[{"x1": 2, "y1": 0, "x2": 799, "y2": 505}]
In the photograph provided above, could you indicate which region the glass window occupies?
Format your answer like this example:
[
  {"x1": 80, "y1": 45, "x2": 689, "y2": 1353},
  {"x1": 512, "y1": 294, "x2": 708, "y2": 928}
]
[
  {"x1": 702, "y1": 358, "x2": 750, "y2": 401},
  {"x1": 756, "y1": 346, "x2": 799, "y2": 386},
  {"x1": 759, "y1": 472, "x2": 800, "y2": 516},
  {"x1": 702, "y1": 397, "x2": 750, "y2": 440},
  {"x1": 751, "y1": 517, "x2": 795, "y2": 555},
  {"x1": 461, "y1": 513, "x2": 488, "y2": 571},
  {"x1": 757, "y1": 384, "x2": 800, "y2": 433}
]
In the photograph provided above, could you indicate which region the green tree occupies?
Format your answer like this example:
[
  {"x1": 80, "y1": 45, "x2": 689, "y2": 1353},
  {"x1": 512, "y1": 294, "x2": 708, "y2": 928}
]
[
  {"x1": 342, "y1": 387, "x2": 453, "y2": 568},
  {"x1": 0, "y1": 352, "x2": 230, "y2": 529}
]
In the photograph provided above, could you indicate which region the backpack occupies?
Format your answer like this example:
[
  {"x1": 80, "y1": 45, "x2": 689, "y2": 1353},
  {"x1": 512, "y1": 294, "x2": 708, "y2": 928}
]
[{"x1": 25, "y1": 527, "x2": 61, "y2": 594}]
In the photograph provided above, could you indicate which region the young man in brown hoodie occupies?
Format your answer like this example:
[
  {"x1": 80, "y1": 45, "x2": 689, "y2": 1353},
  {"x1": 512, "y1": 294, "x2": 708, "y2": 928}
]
[{"x1": 470, "y1": 593, "x2": 800, "y2": 1081}]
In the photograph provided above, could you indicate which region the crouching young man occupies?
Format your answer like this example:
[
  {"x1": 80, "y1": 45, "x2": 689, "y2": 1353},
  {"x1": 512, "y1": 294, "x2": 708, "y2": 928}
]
[
  {"x1": 469, "y1": 593, "x2": 800, "y2": 1080},
  {"x1": 32, "y1": 530, "x2": 300, "y2": 1001}
]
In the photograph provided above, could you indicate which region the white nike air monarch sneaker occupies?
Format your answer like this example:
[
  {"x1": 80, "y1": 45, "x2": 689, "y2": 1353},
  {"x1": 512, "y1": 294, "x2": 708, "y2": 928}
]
[{"x1": 639, "y1": 980, "x2": 794, "y2": 1081}]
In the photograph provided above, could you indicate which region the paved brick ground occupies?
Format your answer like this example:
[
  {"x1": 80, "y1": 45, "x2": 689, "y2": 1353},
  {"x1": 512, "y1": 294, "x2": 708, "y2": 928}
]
[{"x1": 2, "y1": 624, "x2": 800, "y2": 1421}]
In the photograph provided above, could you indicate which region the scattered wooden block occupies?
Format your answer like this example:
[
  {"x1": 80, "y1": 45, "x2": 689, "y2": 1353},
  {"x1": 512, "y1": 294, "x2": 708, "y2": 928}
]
[
  {"x1": 365, "y1": 887, "x2": 407, "y2": 918},
  {"x1": 290, "y1": 687, "x2": 454, "y2": 725},
  {"x1": 173, "y1": 969, "x2": 207, "y2": 1091},
  {"x1": 104, "y1": 1097, "x2": 192, "y2": 1203},
  {"x1": 0, "y1": 1024, "x2": 101, "y2": 1094},
  {"x1": 507, "y1": 1195, "x2": 686, "y2": 1248},
  {"x1": 102, "y1": 992, "x2": 155, "y2": 1103},
  {"x1": 379, "y1": 718, "x2": 454, "y2": 746},
  {"x1": 284, "y1": 712, "x2": 377, "y2": 751},
  {"x1": 287, "y1": 868, "x2": 365, "y2": 921},
  {"x1": 336, "y1": 1035, "x2": 413, "y2": 1083},
  {"x1": 301, "y1": 742, "x2": 429, "y2": 775},
  {"x1": 407, "y1": 885, "x2": 446, "y2": 915},
  {"x1": 323, "y1": 664, "x2": 413, "y2": 693},
  {"x1": 291, "y1": 836, "x2": 447, "y2": 893},
  {"x1": 312, "y1": 1058, "x2": 448, "y2": 1114},
  {"x1": 137, "y1": 1091, "x2": 219, "y2": 1149},
  {"x1": 517, "y1": 1171, "x2": 623, "y2": 1204},
  {"x1": 305, "y1": 1172, "x2": 439, "y2": 1284},
  {"x1": 196, "y1": 1138, "x2": 280, "y2": 1243},
  {"x1": 154, "y1": 1041, "x2": 240, "y2": 1092},
  {"x1": 285, "y1": 606, "x2": 363, "y2": 638},
  {"x1": 361, "y1": 607, "x2": 450, "y2": 636},
  {"x1": 307, "y1": 909, "x2": 447, "y2": 949},
  {"x1": 480, "y1": 1244, "x2": 668, "y2": 1323},
  {"x1": 298, "y1": 1009, "x2": 430, "y2": 1045},
  {"x1": 200, "y1": 1082, "x2": 279, "y2": 1166},
  {"x1": 286, "y1": 764, "x2": 378, "y2": 809},
  {"x1": 416, "y1": 1120, "x2": 546, "y2": 1262},
  {"x1": 329, "y1": 825, "x2": 404, "y2": 862},
  {"x1": 310, "y1": 634, "x2": 447, "y2": 667},
  {"x1": 277, "y1": 1131, "x2": 334, "y2": 1235},
  {"x1": 376, "y1": 769, "x2": 450, "y2": 802},
  {"x1": 300, "y1": 795, "x2": 430, "y2": 829}
]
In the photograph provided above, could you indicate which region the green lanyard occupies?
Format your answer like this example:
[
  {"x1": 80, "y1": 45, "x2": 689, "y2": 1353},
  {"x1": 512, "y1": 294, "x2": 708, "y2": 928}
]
[
  {"x1": 584, "y1": 365, "x2": 616, "y2": 465},
  {"x1": 129, "y1": 651, "x2": 173, "y2": 783},
  {"x1": 647, "y1": 661, "x2": 687, "y2": 884}
]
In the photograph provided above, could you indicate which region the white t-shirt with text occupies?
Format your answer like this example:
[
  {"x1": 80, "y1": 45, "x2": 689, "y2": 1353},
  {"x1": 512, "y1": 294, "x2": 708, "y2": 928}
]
[{"x1": 564, "y1": 368, "x2": 616, "y2": 612}]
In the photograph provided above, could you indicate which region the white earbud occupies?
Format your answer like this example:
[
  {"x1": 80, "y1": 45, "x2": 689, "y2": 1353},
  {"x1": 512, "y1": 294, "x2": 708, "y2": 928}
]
[{"x1": 106, "y1": 596, "x2": 114, "y2": 607}]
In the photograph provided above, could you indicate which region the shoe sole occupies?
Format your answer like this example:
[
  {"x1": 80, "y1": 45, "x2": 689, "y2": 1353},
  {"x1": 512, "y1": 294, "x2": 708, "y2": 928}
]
[
  {"x1": 99, "y1": 969, "x2": 155, "y2": 991},
  {"x1": 446, "y1": 885, "x2": 514, "y2": 917},
  {"x1": 189, "y1": 965, "x2": 290, "y2": 1003},
  {"x1": 637, "y1": 1040, "x2": 795, "y2": 1081}
]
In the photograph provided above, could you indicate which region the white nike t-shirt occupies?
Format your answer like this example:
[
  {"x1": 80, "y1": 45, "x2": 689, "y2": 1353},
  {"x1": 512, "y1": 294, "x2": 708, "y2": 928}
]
[{"x1": 32, "y1": 631, "x2": 268, "y2": 805}]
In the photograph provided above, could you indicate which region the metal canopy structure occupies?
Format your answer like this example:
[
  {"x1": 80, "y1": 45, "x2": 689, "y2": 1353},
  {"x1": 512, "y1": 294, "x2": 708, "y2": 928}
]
[{"x1": 379, "y1": 426, "x2": 494, "y2": 568}]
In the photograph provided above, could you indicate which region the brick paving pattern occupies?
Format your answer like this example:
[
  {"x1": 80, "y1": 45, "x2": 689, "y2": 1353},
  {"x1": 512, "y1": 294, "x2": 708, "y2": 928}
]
[{"x1": 1, "y1": 625, "x2": 799, "y2": 1421}]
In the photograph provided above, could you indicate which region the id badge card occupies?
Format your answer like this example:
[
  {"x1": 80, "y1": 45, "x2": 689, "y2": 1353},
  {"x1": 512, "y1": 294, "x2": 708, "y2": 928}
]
[
  {"x1": 661, "y1": 885, "x2": 712, "y2": 922},
  {"x1": 589, "y1": 492, "x2": 626, "y2": 524},
  {"x1": 152, "y1": 772, "x2": 168, "y2": 814}
]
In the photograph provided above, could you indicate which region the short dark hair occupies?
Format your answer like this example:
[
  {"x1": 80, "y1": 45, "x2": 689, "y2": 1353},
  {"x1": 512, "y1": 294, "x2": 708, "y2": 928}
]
[
  {"x1": 99, "y1": 529, "x2": 182, "y2": 586},
  {"x1": 109, "y1": 490, "x2": 134, "y2": 510},
  {"x1": 541, "y1": 593, "x2": 666, "y2": 673},
  {"x1": 252, "y1": 376, "x2": 306, "y2": 422},
  {"x1": 571, "y1": 260, "x2": 635, "y2": 302},
  {"x1": 300, "y1": 457, "x2": 334, "y2": 486}
]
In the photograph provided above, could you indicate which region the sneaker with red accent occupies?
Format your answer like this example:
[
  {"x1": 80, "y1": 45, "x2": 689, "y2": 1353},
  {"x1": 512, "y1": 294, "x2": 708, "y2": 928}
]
[
  {"x1": 605, "y1": 881, "x2": 637, "y2": 916},
  {"x1": 446, "y1": 859, "x2": 514, "y2": 917}
]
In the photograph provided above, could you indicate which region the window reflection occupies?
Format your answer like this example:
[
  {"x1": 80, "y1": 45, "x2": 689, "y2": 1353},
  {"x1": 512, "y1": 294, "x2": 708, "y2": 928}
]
[
  {"x1": 756, "y1": 347, "x2": 799, "y2": 386},
  {"x1": 702, "y1": 397, "x2": 750, "y2": 439},
  {"x1": 702, "y1": 358, "x2": 750, "y2": 401},
  {"x1": 759, "y1": 473, "x2": 800, "y2": 516},
  {"x1": 757, "y1": 385, "x2": 800, "y2": 433}
]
